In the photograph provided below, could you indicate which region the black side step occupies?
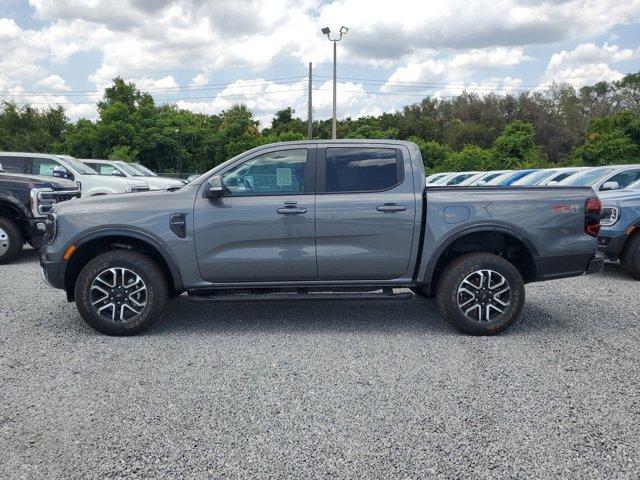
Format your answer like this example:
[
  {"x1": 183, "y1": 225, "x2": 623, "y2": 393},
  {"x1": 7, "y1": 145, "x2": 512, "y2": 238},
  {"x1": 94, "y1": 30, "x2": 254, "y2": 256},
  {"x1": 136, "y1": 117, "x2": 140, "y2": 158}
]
[{"x1": 188, "y1": 288, "x2": 414, "y2": 303}]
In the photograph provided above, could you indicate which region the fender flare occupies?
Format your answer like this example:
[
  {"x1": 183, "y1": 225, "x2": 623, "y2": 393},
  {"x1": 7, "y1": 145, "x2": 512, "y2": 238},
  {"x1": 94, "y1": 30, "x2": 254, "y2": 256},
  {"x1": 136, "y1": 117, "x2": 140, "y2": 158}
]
[
  {"x1": 65, "y1": 227, "x2": 184, "y2": 292},
  {"x1": 422, "y1": 221, "x2": 539, "y2": 284},
  {"x1": 0, "y1": 192, "x2": 31, "y2": 219}
]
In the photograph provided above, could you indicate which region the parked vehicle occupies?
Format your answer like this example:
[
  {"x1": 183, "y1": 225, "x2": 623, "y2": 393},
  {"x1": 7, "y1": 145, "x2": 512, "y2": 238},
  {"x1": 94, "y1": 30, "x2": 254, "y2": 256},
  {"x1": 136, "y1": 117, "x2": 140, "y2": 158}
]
[
  {"x1": 0, "y1": 153, "x2": 149, "y2": 197},
  {"x1": 597, "y1": 186, "x2": 640, "y2": 279},
  {"x1": 485, "y1": 169, "x2": 538, "y2": 186},
  {"x1": 0, "y1": 166, "x2": 80, "y2": 263},
  {"x1": 437, "y1": 171, "x2": 482, "y2": 186},
  {"x1": 186, "y1": 174, "x2": 201, "y2": 183},
  {"x1": 458, "y1": 170, "x2": 512, "y2": 186},
  {"x1": 40, "y1": 140, "x2": 603, "y2": 336},
  {"x1": 81, "y1": 159, "x2": 185, "y2": 191},
  {"x1": 558, "y1": 165, "x2": 640, "y2": 192},
  {"x1": 511, "y1": 167, "x2": 587, "y2": 186},
  {"x1": 425, "y1": 172, "x2": 451, "y2": 185}
]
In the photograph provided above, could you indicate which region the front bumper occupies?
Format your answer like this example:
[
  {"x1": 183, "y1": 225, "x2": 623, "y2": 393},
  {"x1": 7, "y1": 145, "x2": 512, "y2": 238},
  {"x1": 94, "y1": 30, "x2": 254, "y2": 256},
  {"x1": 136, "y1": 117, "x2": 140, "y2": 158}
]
[
  {"x1": 597, "y1": 233, "x2": 627, "y2": 261},
  {"x1": 40, "y1": 250, "x2": 64, "y2": 289}
]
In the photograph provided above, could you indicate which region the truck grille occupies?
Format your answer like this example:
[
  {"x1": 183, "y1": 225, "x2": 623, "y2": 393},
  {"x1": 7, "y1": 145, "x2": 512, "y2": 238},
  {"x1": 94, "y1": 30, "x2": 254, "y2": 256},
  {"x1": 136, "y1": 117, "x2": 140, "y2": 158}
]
[{"x1": 37, "y1": 189, "x2": 81, "y2": 215}]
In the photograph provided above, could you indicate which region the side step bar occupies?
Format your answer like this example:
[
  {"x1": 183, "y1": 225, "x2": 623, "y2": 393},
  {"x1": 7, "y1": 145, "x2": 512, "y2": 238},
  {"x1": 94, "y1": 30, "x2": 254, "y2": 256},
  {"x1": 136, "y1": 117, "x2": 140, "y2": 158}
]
[{"x1": 188, "y1": 288, "x2": 414, "y2": 303}]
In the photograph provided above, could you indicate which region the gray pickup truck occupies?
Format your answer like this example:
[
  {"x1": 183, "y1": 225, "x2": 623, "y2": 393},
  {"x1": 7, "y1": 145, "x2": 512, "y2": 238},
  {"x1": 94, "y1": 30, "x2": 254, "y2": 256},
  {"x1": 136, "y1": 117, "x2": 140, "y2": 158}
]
[{"x1": 40, "y1": 140, "x2": 604, "y2": 336}]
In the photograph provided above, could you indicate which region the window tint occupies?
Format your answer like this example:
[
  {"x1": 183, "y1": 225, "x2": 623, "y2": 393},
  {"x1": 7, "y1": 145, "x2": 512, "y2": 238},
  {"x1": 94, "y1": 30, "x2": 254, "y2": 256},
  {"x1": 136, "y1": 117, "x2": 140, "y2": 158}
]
[
  {"x1": 0, "y1": 156, "x2": 24, "y2": 173},
  {"x1": 222, "y1": 149, "x2": 308, "y2": 195},
  {"x1": 325, "y1": 148, "x2": 400, "y2": 192},
  {"x1": 602, "y1": 170, "x2": 640, "y2": 190},
  {"x1": 28, "y1": 157, "x2": 62, "y2": 176}
]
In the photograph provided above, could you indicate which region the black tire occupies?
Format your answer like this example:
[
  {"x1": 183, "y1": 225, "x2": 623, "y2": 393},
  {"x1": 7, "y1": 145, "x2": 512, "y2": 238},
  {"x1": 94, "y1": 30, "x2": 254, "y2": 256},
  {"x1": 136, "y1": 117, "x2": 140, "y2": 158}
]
[
  {"x1": 410, "y1": 286, "x2": 435, "y2": 299},
  {"x1": 74, "y1": 250, "x2": 168, "y2": 335},
  {"x1": 436, "y1": 253, "x2": 525, "y2": 335},
  {"x1": 0, "y1": 217, "x2": 23, "y2": 265},
  {"x1": 621, "y1": 232, "x2": 640, "y2": 280}
]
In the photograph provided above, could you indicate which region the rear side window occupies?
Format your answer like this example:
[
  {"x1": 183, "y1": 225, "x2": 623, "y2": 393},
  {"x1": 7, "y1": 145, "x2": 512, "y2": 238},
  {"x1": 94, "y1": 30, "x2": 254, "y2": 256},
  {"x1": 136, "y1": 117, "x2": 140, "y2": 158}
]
[
  {"x1": 0, "y1": 156, "x2": 24, "y2": 173},
  {"x1": 325, "y1": 147, "x2": 401, "y2": 193}
]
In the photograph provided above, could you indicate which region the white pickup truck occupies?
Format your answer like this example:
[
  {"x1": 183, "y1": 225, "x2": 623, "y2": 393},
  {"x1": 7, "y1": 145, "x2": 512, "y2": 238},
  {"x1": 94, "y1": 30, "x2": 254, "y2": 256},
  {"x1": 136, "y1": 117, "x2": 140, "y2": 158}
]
[
  {"x1": 0, "y1": 153, "x2": 149, "y2": 196},
  {"x1": 81, "y1": 159, "x2": 185, "y2": 190}
]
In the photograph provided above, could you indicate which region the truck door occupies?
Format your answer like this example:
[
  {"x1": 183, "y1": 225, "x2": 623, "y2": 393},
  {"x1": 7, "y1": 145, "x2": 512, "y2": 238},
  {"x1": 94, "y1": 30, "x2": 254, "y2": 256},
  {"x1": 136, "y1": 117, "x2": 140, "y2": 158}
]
[
  {"x1": 194, "y1": 146, "x2": 317, "y2": 283},
  {"x1": 315, "y1": 145, "x2": 416, "y2": 280}
]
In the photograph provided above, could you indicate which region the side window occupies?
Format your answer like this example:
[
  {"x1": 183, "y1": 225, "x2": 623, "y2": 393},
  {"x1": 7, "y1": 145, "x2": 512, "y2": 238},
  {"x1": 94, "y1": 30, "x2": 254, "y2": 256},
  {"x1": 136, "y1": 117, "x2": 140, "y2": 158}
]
[
  {"x1": 97, "y1": 164, "x2": 117, "y2": 176},
  {"x1": 84, "y1": 162, "x2": 101, "y2": 172},
  {"x1": 325, "y1": 148, "x2": 401, "y2": 193},
  {"x1": 603, "y1": 170, "x2": 640, "y2": 190},
  {"x1": 0, "y1": 156, "x2": 24, "y2": 173},
  {"x1": 222, "y1": 149, "x2": 308, "y2": 196},
  {"x1": 30, "y1": 157, "x2": 61, "y2": 176}
]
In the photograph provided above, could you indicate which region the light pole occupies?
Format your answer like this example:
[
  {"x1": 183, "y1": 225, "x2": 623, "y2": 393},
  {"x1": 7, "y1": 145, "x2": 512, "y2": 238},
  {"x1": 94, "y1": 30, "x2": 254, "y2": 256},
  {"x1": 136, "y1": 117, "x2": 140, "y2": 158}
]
[{"x1": 321, "y1": 26, "x2": 348, "y2": 139}]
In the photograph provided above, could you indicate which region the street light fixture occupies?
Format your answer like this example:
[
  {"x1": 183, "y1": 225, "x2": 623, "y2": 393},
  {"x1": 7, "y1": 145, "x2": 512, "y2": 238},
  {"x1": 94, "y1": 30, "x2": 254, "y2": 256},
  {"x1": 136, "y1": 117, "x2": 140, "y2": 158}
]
[{"x1": 321, "y1": 25, "x2": 348, "y2": 139}]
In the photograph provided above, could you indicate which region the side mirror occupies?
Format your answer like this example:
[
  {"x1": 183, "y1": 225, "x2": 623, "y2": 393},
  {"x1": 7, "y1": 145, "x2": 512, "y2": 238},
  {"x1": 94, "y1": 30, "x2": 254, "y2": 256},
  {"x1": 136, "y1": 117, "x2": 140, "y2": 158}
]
[
  {"x1": 111, "y1": 169, "x2": 125, "y2": 177},
  {"x1": 52, "y1": 165, "x2": 70, "y2": 179},
  {"x1": 204, "y1": 175, "x2": 225, "y2": 198},
  {"x1": 601, "y1": 181, "x2": 620, "y2": 191}
]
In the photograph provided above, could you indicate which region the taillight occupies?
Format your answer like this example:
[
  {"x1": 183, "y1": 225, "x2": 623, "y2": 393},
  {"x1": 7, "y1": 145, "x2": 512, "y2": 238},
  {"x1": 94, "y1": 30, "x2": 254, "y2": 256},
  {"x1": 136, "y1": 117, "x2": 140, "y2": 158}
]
[{"x1": 585, "y1": 197, "x2": 601, "y2": 237}]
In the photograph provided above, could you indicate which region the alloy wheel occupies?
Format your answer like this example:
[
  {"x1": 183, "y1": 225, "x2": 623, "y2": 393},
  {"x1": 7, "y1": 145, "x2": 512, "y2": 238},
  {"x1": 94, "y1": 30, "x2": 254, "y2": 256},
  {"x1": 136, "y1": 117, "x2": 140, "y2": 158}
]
[
  {"x1": 457, "y1": 269, "x2": 511, "y2": 323},
  {"x1": 90, "y1": 267, "x2": 148, "y2": 323}
]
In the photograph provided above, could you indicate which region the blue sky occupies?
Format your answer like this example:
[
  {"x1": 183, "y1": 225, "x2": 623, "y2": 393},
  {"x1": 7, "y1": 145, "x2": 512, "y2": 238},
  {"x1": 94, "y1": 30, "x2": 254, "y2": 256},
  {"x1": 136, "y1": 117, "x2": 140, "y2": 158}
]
[{"x1": 0, "y1": 0, "x2": 639, "y2": 126}]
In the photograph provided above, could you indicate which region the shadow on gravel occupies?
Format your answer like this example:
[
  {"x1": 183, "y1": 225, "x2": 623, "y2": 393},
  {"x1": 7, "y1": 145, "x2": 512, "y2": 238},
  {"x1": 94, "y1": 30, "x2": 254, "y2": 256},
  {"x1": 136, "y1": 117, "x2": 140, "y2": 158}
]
[
  {"x1": 145, "y1": 294, "x2": 566, "y2": 337},
  {"x1": 12, "y1": 247, "x2": 39, "y2": 265}
]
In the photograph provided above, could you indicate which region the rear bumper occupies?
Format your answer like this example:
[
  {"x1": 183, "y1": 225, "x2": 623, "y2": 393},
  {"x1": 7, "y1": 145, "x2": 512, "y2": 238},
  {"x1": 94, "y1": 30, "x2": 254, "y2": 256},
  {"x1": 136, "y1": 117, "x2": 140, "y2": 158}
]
[{"x1": 533, "y1": 252, "x2": 604, "y2": 281}]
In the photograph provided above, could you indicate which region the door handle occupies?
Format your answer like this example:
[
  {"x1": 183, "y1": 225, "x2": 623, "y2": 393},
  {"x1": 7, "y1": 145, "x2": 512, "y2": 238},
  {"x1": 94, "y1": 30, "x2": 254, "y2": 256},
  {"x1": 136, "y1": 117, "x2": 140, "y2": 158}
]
[
  {"x1": 377, "y1": 204, "x2": 406, "y2": 212},
  {"x1": 277, "y1": 206, "x2": 307, "y2": 215}
]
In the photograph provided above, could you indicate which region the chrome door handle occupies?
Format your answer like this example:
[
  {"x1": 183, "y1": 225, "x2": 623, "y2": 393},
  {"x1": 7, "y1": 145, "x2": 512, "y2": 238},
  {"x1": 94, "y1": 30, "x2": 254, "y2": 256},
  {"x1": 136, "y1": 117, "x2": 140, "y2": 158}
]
[
  {"x1": 377, "y1": 204, "x2": 406, "y2": 212},
  {"x1": 277, "y1": 206, "x2": 307, "y2": 215}
]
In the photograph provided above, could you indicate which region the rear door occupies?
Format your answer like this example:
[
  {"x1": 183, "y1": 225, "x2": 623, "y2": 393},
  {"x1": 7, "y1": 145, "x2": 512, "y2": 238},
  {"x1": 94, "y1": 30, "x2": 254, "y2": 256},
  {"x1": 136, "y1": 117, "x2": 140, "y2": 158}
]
[{"x1": 315, "y1": 145, "x2": 417, "y2": 280}]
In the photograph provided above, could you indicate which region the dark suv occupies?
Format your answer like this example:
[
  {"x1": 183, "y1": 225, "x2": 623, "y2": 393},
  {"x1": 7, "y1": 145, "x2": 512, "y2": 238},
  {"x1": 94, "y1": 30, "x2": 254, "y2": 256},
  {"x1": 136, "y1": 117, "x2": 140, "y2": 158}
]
[{"x1": 0, "y1": 164, "x2": 80, "y2": 263}]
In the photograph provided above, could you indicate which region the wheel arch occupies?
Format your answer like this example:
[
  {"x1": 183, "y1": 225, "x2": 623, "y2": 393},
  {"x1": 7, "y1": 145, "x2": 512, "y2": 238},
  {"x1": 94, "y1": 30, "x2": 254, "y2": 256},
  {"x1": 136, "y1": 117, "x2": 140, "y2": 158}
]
[
  {"x1": 423, "y1": 224, "x2": 538, "y2": 292},
  {"x1": 63, "y1": 229, "x2": 184, "y2": 301}
]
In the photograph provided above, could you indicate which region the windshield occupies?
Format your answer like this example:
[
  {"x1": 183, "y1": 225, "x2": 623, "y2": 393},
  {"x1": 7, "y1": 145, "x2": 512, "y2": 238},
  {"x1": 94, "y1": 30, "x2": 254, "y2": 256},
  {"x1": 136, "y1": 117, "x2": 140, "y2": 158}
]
[
  {"x1": 426, "y1": 173, "x2": 447, "y2": 184},
  {"x1": 133, "y1": 163, "x2": 157, "y2": 176},
  {"x1": 562, "y1": 168, "x2": 614, "y2": 186},
  {"x1": 116, "y1": 161, "x2": 145, "y2": 176},
  {"x1": 512, "y1": 170, "x2": 558, "y2": 186},
  {"x1": 58, "y1": 156, "x2": 98, "y2": 175},
  {"x1": 486, "y1": 171, "x2": 516, "y2": 185}
]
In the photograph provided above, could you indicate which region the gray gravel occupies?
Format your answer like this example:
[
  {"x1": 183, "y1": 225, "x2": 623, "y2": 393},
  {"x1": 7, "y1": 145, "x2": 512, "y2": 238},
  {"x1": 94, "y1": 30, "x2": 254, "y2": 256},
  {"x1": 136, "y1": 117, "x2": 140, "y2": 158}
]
[{"x1": 1, "y1": 249, "x2": 639, "y2": 479}]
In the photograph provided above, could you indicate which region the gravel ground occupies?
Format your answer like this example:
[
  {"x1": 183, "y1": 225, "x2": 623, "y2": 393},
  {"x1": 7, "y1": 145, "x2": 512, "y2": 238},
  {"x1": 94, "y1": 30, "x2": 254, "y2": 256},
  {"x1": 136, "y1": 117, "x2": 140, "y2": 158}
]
[{"x1": 1, "y1": 249, "x2": 639, "y2": 479}]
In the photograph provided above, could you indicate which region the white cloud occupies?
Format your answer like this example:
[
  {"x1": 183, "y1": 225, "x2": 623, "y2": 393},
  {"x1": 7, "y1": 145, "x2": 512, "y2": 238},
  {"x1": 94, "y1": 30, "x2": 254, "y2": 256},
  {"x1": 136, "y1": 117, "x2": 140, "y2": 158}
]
[
  {"x1": 134, "y1": 75, "x2": 179, "y2": 91},
  {"x1": 34, "y1": 74, "x2": 70, "y2": 91},
  {"x1": 541, "y1": 43, "x2": 639, "y2": 88}
]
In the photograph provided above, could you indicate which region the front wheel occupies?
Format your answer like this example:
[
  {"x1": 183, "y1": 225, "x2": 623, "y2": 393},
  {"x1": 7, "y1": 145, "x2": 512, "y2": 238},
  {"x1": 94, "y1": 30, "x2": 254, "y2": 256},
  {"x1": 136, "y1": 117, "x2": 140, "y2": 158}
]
[
  {"x1": 621, "y1": 233, "x2": 640, "y2": 280},
  {"x1": 436, "y1": 253, "x2": 525, "y2": 335},
  {"x1": 74, "y1": 250, "x2": 168, "y2": 335},
  {"x1": 0, "y1": 217, "x2": 23, "y2": 265}
]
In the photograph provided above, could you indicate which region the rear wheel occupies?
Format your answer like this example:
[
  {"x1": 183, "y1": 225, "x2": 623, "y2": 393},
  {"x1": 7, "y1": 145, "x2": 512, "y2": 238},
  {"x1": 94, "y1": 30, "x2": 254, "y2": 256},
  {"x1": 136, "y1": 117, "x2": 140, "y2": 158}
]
[
  {"x1": 621, "y1": 233, "x2": 640, "y2": 280},
  {"x1": 74, "y1": 250, "x2": 168, "y2": 335},
  {"x1": 436, "y1": 253, "x2": 525, "y2": 335},
  {"x1": 0, "y1": 217, "x2": 23, "y2": 265}
]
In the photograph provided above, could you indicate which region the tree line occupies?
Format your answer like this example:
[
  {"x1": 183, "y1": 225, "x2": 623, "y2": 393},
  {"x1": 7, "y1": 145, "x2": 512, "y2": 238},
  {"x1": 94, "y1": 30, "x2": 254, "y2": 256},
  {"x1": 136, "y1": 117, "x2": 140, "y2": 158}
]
[{"x1": 1, "y1": 72, "x2": 639, "y2": 174}]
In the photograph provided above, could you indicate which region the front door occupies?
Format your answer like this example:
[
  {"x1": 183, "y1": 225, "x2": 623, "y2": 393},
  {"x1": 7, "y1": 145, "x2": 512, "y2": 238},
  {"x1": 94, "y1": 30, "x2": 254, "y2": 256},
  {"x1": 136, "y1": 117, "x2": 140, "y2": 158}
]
[
  {"x1": 315, "y1": 145, "x2": 417, "y2": 280},
  {"x1": 194, "y1": 146, "x2": 317, "y2": 283}
]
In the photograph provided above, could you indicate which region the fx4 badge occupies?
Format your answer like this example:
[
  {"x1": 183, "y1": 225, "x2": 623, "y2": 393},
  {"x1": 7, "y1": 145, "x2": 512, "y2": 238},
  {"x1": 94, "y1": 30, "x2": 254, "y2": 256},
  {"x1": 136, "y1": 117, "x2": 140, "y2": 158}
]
[{"x1": 552, "y1": 204, "x2": 582, "y2": 214}]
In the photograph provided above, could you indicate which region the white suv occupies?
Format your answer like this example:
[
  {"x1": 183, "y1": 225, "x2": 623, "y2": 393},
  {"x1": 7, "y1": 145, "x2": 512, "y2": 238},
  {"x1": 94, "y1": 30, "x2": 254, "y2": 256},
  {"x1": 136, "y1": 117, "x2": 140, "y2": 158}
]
[
  {"x1": 81, "y1": 159, "x2": 185, "y2": 190},
  {"x1": 0, "y1": 153, "x2": 149, "y2": 196}
]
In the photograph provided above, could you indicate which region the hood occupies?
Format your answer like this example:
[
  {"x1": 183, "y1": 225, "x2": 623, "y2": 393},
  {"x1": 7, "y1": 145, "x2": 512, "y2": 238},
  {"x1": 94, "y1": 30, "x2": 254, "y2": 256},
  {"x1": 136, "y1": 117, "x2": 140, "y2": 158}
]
[
  {"x1": 0, "y1": 172, "x2": 78, "y2": 190},
  {"x1": 53, "y1": 188, "x2": 175, "y2": 215},
  {"x1": 597, "y1": 188, "x2": 640, "y2": 204},
  {"x1": 88, "y1": 174, "x2": 147, "y2": 187},
  {"x1": 142, "y1": 176, "x2": 185, "y2": 189}
]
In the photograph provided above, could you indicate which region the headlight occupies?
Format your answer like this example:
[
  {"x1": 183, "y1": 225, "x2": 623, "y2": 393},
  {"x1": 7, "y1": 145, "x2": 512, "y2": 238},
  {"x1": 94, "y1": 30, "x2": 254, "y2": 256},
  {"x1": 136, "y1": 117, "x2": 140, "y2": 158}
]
[
  {"x1": 600, "y1": 206, "x2": 619, "y2": 227},
  {"x1": 44, "y1": 212, "x2": 58, "y2": 244},
  {"x1": 30, "y1": 188, "x2": 55, "y2": 217}
]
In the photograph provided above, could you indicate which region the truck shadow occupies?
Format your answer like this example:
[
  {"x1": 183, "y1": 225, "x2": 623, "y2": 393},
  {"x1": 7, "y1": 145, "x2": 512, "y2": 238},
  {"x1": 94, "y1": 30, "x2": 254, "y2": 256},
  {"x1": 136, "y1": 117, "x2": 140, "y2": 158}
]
[{"x1": 147, "y1": 294, "x2": 567, "y2": 336}]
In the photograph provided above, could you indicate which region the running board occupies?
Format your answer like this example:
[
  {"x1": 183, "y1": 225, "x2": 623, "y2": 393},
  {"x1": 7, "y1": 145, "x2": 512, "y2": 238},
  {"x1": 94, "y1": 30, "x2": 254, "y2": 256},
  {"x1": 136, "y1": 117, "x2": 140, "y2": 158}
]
[{"x1": 188, "y1": 288, "x2": 414, "y2": 303}]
